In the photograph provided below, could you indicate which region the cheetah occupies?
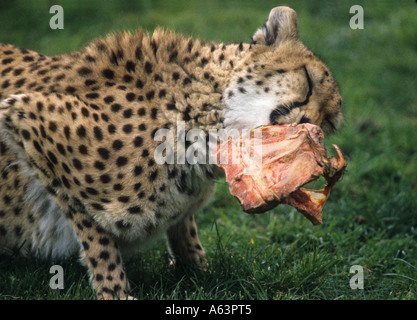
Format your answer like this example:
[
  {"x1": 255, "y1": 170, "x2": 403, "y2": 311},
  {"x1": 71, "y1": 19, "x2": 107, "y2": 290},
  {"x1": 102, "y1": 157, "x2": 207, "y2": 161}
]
[{"x1": 0, "y1": 7, "x2": 342, "y2": 299}]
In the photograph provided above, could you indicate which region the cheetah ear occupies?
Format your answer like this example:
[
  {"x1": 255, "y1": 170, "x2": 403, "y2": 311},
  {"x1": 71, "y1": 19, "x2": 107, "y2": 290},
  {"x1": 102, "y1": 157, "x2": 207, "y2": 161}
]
[{"x1": 251, "y1": 6, "x2": 298, "y2": 46}]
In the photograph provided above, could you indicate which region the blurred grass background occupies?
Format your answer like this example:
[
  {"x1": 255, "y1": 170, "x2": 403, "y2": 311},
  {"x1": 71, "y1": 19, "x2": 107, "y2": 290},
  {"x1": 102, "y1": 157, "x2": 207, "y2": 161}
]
[{"x1": 0, "y1": 0, "x2": 416, "y2": 300}]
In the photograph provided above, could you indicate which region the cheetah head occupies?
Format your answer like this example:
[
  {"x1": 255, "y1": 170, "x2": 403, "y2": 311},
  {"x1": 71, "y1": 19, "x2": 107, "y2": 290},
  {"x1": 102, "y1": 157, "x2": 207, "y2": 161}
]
[{"x1": 223, "y1": 7, "x2": 343, "y2": 137}]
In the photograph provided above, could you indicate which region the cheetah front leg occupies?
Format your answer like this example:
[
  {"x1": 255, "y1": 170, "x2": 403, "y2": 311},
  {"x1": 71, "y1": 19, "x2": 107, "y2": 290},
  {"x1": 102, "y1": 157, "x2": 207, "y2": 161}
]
[
  {"x1": 67, "y1": 209, "x2": 131, "y2": 299},
  {"x1": 166, "y1": 214, "x2": 207, "y2": 268}
]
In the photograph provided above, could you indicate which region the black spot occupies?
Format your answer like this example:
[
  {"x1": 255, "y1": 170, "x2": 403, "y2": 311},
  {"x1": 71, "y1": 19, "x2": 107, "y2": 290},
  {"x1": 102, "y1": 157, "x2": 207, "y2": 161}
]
[
  {"x1": 14, "y1": 225, "x2": 22, "y2": 237},
  {"x1": 138, "y1": 107, "x2": 146, "y2": 116},
  {"x1": 149, "y1": 170, "x2": 158, "y2": 181},
  {"x1": 182, "y1": 106, "x2": 192, "y2": 121},
  {"x1": 48, "y1": 121, "x2": 57, "y2": 132},
  {"x1": 21, "y1": 129, "x2": 31, "y2": 140},
  {"x1": 103, "y1": 96, "x2": 114, "y2": 104},
  {"x1": 141, "y1": 149, "x2": 149, "y2": 158},
  {"x1": 73, "y1": 158, "x2": 83, "y2": 170},
  {"x1": 133, "y1": 136, "x2": 143, "y2": 148},
  {"x1": 190, "y1": 228, "x2": 196, "y2": 237},
  {"x1": 94, "y1": 126, "x2": 103, "y2": 141},
  {"x1": 182, "y1": 77, "x2": 191, "y2": 86},
  {"x1": 144, "y1": 61, "x2": 152, "y2": 74},
  {"x1": 35, "y1": 101, "x2": 44, "y2": 112},
  {"x1": 122, "y1": 124, "x2": 133, "y2": 134},
  {"x1": 85, "y1": 79, "x2": 96, "y2": 86},
  {"x1": 151, "y1": 39, "x2": 158, "y2": 56},
  {"x1": 23, "y1": 55, "x2": 34, "y2": 62},
  {"x1": 123, "y1": 108, "x2": 133, "y2": 118},
  {"x1": 151, "y1": 108, "x2": 158, "y2": 119},
  {"x1": 146, "y1": 90, "x2": 155, "y2": 101},
  {"x1": 82, "y1": 241, "x2": 90, "y2": 250},
  {"x1": 47, "y1": 151, "x2": 58, "y2": 164},
  {"x1": 116, "y1": 220, "x2": 131, "y2": 230},
  {"x1": 82, "y1": 219, "x2": 92, "y2": 228},
  {"x1": 76, "y1": 125, "x2": 86, "y2": 138},
  {"x1": 63, "y1": 126, "x2": 71, "y2": 140},
  {"x1": 89, "y1": 258, "x2": 98, "y2": 268},
  {"x1": 61, "y1": 162, "x2": 71, "y2": 174},
  {"x1": 169, "y1": 50, "x2": 178, "y2": 62},
  {"x1": 156, "y1": 90, "x2": 167, "y2": 100},
  {"x1": 128, "y1": 206, "x2": 142, "y2": 214},
  {"x1": 97, "y1": 147, "x2": 110, "y2": 160},
  {"x1": 99, "y1": 250, "x2": 110, "y2": 260},
  {"x1": 123, "y1": 74, "x2": 133, "y2": 83},
  {"x1": 116, "y1": 156, "x2": 128, "y2": 167},
  {"x1": 65, "y1": 86, "x2": 76, "y2": 94},
  {"x1": 102, "y1": 69, "x2": 115, "y2": 79},
  {"x1": 99, "y1": 237, "x2": 110, "y2": 246},
  {"x1": 100, "y1": 174, "x2": 111, "y2": 183},
  {"x1": 200, "y1": 57, "x2": 209, "y2": 67},
  {"x1": 100, "y1": 113, "x2": 109, "y2": 122},
  {"x1": 133, "y1": 182, "x2": 142, "y2": 191},
  {"x1": 81, "y1": 107, "x2": 90, "y2": 117},
  {"x1": 15, "y1": 78, "x2": 25, "y2": 88},
  {"x1": 1, "y1": 80, "x2": 10, "y2": 89},
  {"x1": 94, "y1": 161, "x2": 106, "y2": 171},
  {"x1": 138, "y1": 123, "x2": 147, "y2": 131},
  {"x1": 79, "y1": 145, "x2": 88, "y2": 155},
  {"x1": 108, "y1": 124, "x2": 116, "y2": 134},
  {"x1": 135, "y1": 79, "x2": 144, "y2": 89},
  {"x1": 135, "y1": 47, "x2": 143, "y2": 61},
  {"x1": 117, "y1": 196, "x2": 130, "y2": 203},
  {"x1": 112, "y1": 140, "x2": 123, "y2": 150},
  {"x1": 33, "y1": 140, "x2": 43, "y2": 153},
  {"x1": 2, "y1": 58, "x2": 14, "y2": 65},
  {"x1": 167, "y1": 102, "x2": 177, "y2": 111},
  {"x1": 172, "y1": 72, "x2": 180, "y2": 81},
  {"x1": 111, "y1": 103, "x2": 122, "y2": 113},
  {"x1": 86, "y1": 93, "x2": 99, "y2": 99},
  {"x1": 125, "y1": 60, "x2": 136, "y2": 72},
  {"x1": 134, "y1": 165, "x2": 143, "y2": 176},
  {"x1": 85, "y1": 55, "x2": 96, "y2": 62},
  {"x1": 78, "y1": 67, "x2": 92, "y2": 76},
  {"x1": 92, "y1": 203, "x2": 105, "y2": 210},
  {"x1": 126, "y1": 92, "x2": 135, "y2": 101},
  {"x1": 57, "y1": 143, "x2": 66, "y2": 156},
  {"x1": 84, "y1": 175, "x2": 94, "y2": 184},
  {"x1": 86, "y1": 187, "x2": 99, "y2": 195}
]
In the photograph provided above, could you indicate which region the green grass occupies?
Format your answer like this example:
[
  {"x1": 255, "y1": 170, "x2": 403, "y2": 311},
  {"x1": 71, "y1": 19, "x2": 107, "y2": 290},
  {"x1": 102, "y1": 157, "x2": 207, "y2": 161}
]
[{"x1": 1, "y1": 0, "x2": 417, "y2": 300}]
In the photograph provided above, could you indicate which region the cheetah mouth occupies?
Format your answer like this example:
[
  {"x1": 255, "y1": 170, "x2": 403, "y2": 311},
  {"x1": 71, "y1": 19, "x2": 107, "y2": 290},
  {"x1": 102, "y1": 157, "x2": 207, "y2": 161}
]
[{"x1": 213, "y1": 123, "x2": 346, "y2": 225}]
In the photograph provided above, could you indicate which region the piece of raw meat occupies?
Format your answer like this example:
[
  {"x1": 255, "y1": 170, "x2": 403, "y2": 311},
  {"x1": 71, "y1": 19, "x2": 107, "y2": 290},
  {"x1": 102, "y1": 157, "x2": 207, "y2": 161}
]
[{"x1": 214, "y1": 124, "x2": 346, "y2": 225}]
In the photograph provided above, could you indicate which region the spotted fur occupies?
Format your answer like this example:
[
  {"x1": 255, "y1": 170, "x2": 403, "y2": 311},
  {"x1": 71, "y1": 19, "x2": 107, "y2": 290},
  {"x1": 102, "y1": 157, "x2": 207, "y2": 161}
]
[{"x1": 0, "y1": 7, "x2": 342, "y2": 299}]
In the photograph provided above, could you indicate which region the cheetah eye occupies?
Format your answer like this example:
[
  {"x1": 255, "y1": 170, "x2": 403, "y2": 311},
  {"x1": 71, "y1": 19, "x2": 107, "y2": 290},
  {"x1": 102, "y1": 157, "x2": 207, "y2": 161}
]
[{"x1": 269, "y1": 106, "x2": 291, "y2": 125}]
